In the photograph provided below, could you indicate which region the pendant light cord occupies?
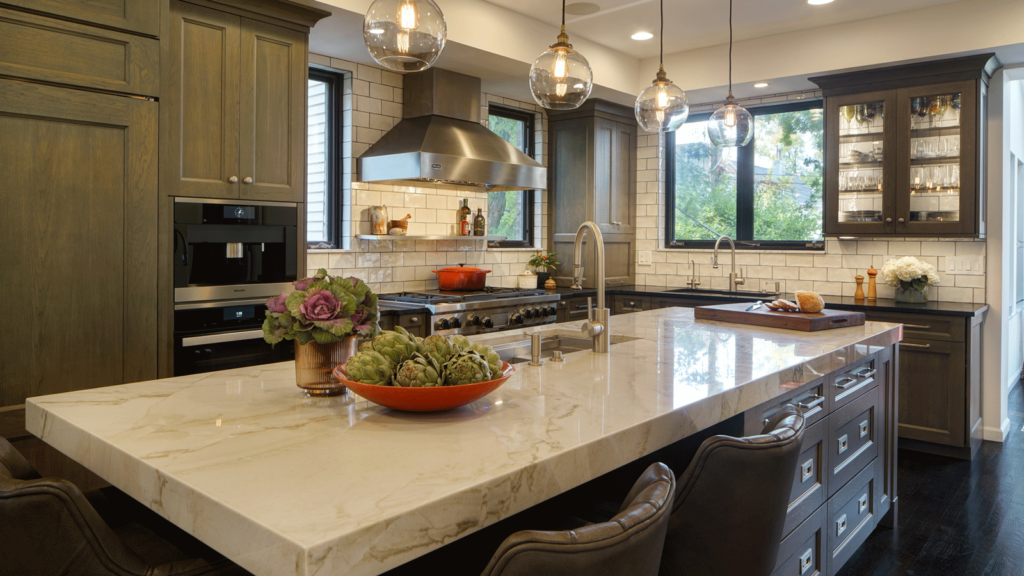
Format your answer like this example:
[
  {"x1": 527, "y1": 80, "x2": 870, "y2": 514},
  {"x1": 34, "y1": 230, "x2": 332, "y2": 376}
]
[
  {"x1": 728, "y1": 0, "x2": 733, "y2": 93},
  {"x1": 562, "y1": 0, "x2": 566, "y2": 28},
  {"x1": 659, "y1": 0, "x2": 664, "y2": 67}
]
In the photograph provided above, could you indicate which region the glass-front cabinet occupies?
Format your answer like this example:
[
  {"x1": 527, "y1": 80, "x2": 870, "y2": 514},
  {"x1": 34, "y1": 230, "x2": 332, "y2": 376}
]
[{"x1": 815, "y1": 56, "x2": 992, "y2": 237}]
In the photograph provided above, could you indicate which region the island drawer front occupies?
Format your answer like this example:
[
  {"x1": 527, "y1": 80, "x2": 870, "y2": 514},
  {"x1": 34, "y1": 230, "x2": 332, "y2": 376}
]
[
  {"x1": 827, "y1": 388, "x2": 880, "y2": 498},
  {"x1": 763, "y1": 379, "x2": 829, "y2": 431},
  {"x1": 782, "y1": 417, "x2": 828, "y2": 538},
  {"x1": 773, "y1": 506, "x2": 826, "y2": 576},
  {"x1": 862, "y1": 311, "x2": 964, "y2": 343},
  {"x1": 0, "y1": 8, "x2": 159, "y2": 97},
  {"x1": 827, "y1": 462, "x2": 878, "y2": 576},
  {"x1": 830, "y1": 355, "x2": 879, "y2": 411},
  {"x1": 613, "y1": 295, "x2": 649, "y2": 315}
]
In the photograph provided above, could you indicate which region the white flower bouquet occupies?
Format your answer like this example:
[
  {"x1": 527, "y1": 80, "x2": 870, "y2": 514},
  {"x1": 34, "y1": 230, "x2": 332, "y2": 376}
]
[{"x1": 879, "y1": 256, "x2": 939, "y2": 293}]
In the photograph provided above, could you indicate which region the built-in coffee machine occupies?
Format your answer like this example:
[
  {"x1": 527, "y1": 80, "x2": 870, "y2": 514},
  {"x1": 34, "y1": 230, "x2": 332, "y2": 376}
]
[{"x1": 172, "y1": 198, "x2": 299, "y2": 376}]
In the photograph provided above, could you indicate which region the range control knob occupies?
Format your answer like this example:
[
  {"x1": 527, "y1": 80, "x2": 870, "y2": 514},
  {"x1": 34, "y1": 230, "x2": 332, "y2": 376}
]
[
  {"x1": 540, "y1": 307, "x2": 550, "y2": 317},
  {"x1": 548, "y1": 306, "x2": 558, "y2": 316},
  {"x1": 468, "y1": 315, "x2": 481, "y2": 326},
  {"x1": 435, "y1": 318, "x2": 451, "y2": 331},
  {"x1": 483, "y1": 317, "x2": 494, "y2": 328},
  {"x1": 450, "y1": 317, "x2": 462, "y2": 328},
  {"x1": 523, "y1": 308, "x2": 534, "y2": 319}
]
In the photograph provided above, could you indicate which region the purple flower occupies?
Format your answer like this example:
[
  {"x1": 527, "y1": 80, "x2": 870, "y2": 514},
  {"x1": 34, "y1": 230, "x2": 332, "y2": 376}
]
[
  {"x1": 351, "y1": 309, "x2": 367, "y2": 325},
  {"x1": 266, "y1": 293, "x2": 289, "y2": 314},
  {"x1": 294, "y1": 278, "x2": 314, "y2": 291},
  {"x1": 349, "y1": 277, "x2": 359, "y2": 287},
  {"x1": 299, "y1": 290, "x2": 341, "y2": 321}
]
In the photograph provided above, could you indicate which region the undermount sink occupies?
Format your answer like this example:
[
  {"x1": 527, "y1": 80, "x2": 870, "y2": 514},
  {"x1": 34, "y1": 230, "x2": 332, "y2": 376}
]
[
  {"x1": 665, "y1": 288, "x2": 779, "y2": 299},
  {"x1": 485, "y1": 330, "x2": 643, "y2": 365}
]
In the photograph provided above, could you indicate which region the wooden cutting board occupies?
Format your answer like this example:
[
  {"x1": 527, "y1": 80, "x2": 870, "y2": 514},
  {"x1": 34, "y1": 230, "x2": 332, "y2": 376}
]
[{"x1": 694, "y1": 302, "x2": 866, "y2": 332}]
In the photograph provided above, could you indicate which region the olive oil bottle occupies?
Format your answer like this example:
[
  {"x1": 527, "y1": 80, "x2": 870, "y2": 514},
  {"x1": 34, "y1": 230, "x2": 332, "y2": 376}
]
[{"x1": 473, "y1": 208, "x2": 485, "y2": 236}]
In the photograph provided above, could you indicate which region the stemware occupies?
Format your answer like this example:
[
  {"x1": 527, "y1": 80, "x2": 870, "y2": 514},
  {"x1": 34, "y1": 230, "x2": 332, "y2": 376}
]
[
  {"x1": 854, "y1": 104, "x2": 869, "y2": 125},
  {"x1": 930, "y1": 95, "x2": 949, "y2": 119},
  {"x1": 951, "y1": 93, "x2": 962, "y2": 111}
]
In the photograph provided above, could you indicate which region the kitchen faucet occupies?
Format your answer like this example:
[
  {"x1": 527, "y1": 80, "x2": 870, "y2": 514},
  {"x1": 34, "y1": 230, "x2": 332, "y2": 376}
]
[
  {"x1": 687, "y1": 260, "x2": 701, "y2": 289},
  {"x1": 571, "y1": 222, "x2": 610, "y2": 353},
  {"x1": 712, "y1": 235, "x2": 745, "y2": 292}
]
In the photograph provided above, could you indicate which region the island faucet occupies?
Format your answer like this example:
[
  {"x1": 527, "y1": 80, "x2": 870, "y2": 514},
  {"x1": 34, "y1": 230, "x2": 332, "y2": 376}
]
[
  {"x1": 570, "y1": 222, "x2": 610, "y2": 353},
  {"x1": 712, "y1": 235, "x2": 745, "y2": 292},
  {"x1": 687, "y1": 259, "x2": 701, "y2": 289}
]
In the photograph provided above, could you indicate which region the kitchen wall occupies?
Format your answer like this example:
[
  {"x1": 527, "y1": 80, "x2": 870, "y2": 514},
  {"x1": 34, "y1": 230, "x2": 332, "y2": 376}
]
[
  {"x1": 306, "y1": 54, "x2": 549, "y2": 293},
  {"x1": 631, "y1": 95, "x2": 988, "y2": 304}
]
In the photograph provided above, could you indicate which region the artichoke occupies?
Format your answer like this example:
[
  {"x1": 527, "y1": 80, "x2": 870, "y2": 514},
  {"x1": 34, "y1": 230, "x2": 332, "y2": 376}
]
[
  {"x1": 449, "y1": 335, "x2": 472, "y2": 353},
  {"x1": 465, "y1": 343, "x2": 501, "y2": 376},
  {"x1": 370, "y1": 329, "x2": 418, "y2": 366},
  {"x1": 394, "y1": 325, "x2": 422, "y2": 347},
  {"x1": 419, "y1": 334, "x2": 456, "y2": 364},
  {"x1": 393, "y1": 353, "x2": 445, "y2": 387},
  {"x1": 358, "y1": 340, "x2": 374, "y2": 353},
  {"x1": 345, "y1": 351, "x2": 394, "y2": 386},
  {"x1": 444, "y1": 350, "x2": 493, "y2": 386}
]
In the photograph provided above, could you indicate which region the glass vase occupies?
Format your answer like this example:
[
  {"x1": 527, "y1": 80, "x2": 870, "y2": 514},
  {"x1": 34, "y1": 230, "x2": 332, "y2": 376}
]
[
  {"x1": 294, "y1": 336, "x2": 359, "y2": 396},
  {"x1": 894, "y1": 285, "x2": 928, "y2": 303}
]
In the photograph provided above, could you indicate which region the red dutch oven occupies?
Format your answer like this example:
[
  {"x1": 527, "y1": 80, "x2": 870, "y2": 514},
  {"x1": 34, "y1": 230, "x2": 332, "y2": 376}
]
[{"x1": 432, "y1": 264, "x2": 491, "y2": 290}]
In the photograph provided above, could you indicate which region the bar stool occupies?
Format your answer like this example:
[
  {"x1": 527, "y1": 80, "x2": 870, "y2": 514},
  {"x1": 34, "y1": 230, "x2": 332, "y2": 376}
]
[
  {"x1": 659, "y1": 405, "x2": 805, "y2": 576},
  {"x1": 480, "y1": 462, "x2": 676, "y2": 576},
  {"x1": 0, "y1": 436, "x2": 252, "y2": 576}
]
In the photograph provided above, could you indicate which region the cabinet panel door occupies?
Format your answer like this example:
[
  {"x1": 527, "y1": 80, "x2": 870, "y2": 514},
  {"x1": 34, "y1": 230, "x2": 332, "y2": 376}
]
[
  {"x1": 608, "y1": 121, "x2": 636, "y2": 235},
  {"x1": 2, "y1": 0, "x2": 160, "y2": 36},
  {"x1": 238, "y1": 18, "x2": 306, "y2": 202},
  {"x1": 0, "y1": 79, "x2": 157, "y2": 406},
  {"x1": 897, "y1": 338, "x2": 965, "y2": 446},
  {"x1": 163, "y1": 0, "x2": 240, "y2": 199}
]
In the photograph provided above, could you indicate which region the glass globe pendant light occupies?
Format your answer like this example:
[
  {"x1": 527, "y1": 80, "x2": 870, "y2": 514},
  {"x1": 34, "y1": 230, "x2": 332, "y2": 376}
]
[
  {"x1": 364, "y1": 0, "x2": 447, "y2": 72},
  {"x1": 634, "y1": 0, "x2": 689, "y2": 133},
  {"x1": 529, "y1": 0, "x2": 593, "y2": 109},
  {"x1": 707, "y1": 0, "x2": 753, "y2": 147}
]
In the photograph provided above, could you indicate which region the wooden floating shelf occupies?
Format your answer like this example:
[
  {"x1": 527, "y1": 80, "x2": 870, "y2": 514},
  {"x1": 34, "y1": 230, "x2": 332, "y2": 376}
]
[{"x1": 356, "y1": 235, "x2": 508, "y2": 242}]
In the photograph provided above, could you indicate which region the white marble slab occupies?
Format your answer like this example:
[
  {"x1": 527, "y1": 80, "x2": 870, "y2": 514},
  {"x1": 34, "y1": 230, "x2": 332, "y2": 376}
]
[{"x1": 26, "y1": 308, "x2": 901, "y2": 576}]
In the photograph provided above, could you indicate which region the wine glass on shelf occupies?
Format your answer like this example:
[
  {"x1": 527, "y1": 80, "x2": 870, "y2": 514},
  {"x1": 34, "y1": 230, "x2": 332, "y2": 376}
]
[
  {"x1": 841, "y1": 105, "x2": 855, "y2": 133},
  {"x1": 930, "y1": 95, "x2": 949, "y2": 126}
]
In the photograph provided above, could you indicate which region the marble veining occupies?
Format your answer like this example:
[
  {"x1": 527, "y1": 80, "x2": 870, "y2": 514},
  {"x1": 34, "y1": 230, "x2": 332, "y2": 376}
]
[{"x1": 26, "y1": 308, "x2": 902, "y2": 576}]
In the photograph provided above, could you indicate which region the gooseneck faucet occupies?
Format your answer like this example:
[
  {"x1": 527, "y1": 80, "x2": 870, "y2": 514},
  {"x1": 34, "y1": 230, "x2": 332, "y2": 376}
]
[
  {"x1": 712, "y1": 235, "x2": 745, "y2": 292},
  {"x1": 570, "y1": 222, "x2": 610, "y2": 353}
]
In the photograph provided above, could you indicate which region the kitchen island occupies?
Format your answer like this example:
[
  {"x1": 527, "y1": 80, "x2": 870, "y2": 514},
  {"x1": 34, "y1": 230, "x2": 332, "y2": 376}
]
[{"x1": 26, "y1": 308, "x2": 902, "y2": 576}]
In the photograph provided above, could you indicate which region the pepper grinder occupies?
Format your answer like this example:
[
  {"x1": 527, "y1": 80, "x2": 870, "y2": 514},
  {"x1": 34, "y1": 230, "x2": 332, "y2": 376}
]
[
  {"x1": 854, "y1": 275, "x2": 865, "y2": 301},
  {"x1": 866, "y1": 267, "x2": 878, "y2": 301}
]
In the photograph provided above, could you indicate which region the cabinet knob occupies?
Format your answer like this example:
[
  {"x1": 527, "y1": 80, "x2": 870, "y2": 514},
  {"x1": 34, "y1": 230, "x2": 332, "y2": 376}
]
[
  {"x1": 243, "y1": 177, "x2": 253, "y2": 185},
  {"x1": 898, "y1": 217, "x2": 906, "y2": 224},
  {"x1": 229, "y1": 176, "x2": 238, "y2": 183},
  {"x1": 611, "y1": 221, "x2": 622, "y2": 226},
  {"x1": 885, "y1": 217, "x2": 892, "y2": 224}
]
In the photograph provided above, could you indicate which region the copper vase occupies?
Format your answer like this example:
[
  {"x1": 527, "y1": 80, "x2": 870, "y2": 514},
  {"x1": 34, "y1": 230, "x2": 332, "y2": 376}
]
[{"x1": 294, "y1": 336, "x2": 359, "y2": 396}]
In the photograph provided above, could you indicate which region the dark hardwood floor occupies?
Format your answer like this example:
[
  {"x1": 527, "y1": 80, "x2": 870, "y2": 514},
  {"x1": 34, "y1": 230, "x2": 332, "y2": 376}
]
[{"x1": 840, "y1": 382, "x2": 1024, "y2": 576}]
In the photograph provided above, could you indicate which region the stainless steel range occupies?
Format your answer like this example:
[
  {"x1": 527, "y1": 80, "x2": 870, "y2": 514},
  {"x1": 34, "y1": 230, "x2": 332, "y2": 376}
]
[{"x1": 378, "y1": 288, "x2": 560, "y2": 336}]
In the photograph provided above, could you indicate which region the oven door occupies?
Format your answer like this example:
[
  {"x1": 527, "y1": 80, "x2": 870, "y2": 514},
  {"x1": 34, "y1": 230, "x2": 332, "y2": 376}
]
[{"x1": 174, "y1": 301, "x2": 294, "y2": 376}]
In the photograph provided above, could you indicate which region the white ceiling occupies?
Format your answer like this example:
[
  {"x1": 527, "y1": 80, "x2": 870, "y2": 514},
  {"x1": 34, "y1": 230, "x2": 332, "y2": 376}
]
[{"x1": 481, "y1": 0, "x2": 967, "y2": 59}]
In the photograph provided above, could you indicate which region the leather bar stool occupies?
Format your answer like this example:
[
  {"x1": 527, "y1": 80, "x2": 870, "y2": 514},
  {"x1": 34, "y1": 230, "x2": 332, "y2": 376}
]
[
  {"x1": 480, "y1": 462, "x2": 676, "y2": 576},
  {"x1": 0, "y1": 436, "x2": 253, "y2": 576},
  {"x1": 659, "y1": 405, "x2": 806, "y2": 576}
]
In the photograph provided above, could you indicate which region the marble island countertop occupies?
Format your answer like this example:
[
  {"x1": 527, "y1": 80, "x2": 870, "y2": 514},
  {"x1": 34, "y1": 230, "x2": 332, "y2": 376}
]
[{"x1": 26, "y1": 309, "x2": 902, "y2": 576}]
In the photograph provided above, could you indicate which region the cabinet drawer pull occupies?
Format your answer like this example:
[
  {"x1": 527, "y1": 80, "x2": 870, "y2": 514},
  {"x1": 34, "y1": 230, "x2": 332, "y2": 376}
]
[
  {"x1": 836, "y1": 514, "x2": 848, "y2": 536},
  {"x1": 859, "y1": 420, "x2": 869, "y2": 438},
  {"x1": 835, "y1": 376, "x2": 857, "y2": 389},
  {"x1": 853, "y1": 368, "x2": 876, "y2": 378},
  {"x1": 408, "y1": 316, "x2": 420, "y2": 323},
  {"x1": 838, "y1": 434, "x2": 849, "y2": 454},
  {"x1": 902, "y1": 323, "x2": 932, "y2": 330},
  {"x1": 900, "y1": 342, "x2": 932, "y2": 349},
  {"x1": 796, "y1": 395, "x2": 824, "y2": 411},
  {"x1": 858, "y1": 493, "x2": 869, "y2": 514},
  {"x1": 800, "y1": 549, "x2": 814, "y2": 575},
  {"x1": 801, "y1": 459, "x2": 815, "y2": 483},
  {"x1": 611, "y1": 221, "x2": 622, "y2": 226}
]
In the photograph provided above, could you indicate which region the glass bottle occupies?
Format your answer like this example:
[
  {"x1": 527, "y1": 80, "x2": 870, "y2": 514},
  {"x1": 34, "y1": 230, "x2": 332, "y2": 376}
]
[
  {"x1": 459, "y1": 199, "x2": 471, "y2": 236},
  {"x1": 473, "y1": 208, "x2": 485, "y2": 236}
]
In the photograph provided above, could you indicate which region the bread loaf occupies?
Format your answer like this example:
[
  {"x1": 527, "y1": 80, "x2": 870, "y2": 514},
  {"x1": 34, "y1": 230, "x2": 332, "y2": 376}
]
[{"x1": 795, "y1": 290, "x2": 825, "y2": 313}]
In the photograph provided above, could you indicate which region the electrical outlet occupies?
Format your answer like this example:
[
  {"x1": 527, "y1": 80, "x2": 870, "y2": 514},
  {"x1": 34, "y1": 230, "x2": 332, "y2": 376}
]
[
  {"x1": 945, "y1": 256, "x2": 984, "y2": 275},
  {"x1": 638, "y1": 251, "x2": 652, "y2": 266}
]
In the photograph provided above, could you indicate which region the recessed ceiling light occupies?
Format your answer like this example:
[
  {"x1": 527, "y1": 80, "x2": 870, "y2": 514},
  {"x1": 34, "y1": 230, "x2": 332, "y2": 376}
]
[
  {"x1": 565, "y1": 2, "x2": 600, "y2": 16},
  {"x1": 807, "y1": 0, "x2": 834, "y2": 4},
  {"x1": 631, "y1": 32, "x2": 654, "y2": 40},
  {"x1": 753, "y1": 82, "x2": 769, "y2": 88}
]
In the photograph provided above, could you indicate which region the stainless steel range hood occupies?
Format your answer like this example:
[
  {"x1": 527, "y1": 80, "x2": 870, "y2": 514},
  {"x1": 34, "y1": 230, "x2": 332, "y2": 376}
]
[{"x1": 357, "y1": 68, "x2": 546, "y2": 191}]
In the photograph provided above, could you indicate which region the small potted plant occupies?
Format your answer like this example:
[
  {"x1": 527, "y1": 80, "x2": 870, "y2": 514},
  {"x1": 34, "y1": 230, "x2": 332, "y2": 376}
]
[
  {"x1": 879, "y1": 256, "x2": 939, "y2": 303},
  {"x1": 528, "y1": 251, "x2": 560, "y2": 290},
  {"x1": 263, "y1": 269, "x2": 380, "y2": 396}
]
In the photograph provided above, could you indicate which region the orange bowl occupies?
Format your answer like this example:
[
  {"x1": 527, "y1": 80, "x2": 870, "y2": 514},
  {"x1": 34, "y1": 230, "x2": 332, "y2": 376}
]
[{"x1": 333, "y1": 361, "x2": 515, "y2": 412}]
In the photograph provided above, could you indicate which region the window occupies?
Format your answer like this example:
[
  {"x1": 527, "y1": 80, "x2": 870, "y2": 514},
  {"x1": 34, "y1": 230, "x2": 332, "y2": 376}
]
[
  {"x1": 487, "y1": 106, "x2": 535, "y2": 247},
  {"x1": 666, "y1": 101, "x2": 824, "y2": 249},
  {"x1": 307, "y1": 69, "x2": 343, "y2": 248}
]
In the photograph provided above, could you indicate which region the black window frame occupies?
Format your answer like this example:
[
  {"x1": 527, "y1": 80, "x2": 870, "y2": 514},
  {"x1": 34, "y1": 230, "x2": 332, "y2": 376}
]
[
  {"x1": 665, "y1": 100, "x2": 826, "y2": 251},
  {"x1": 486, "y1": 105, "x2": 536, "y2": 249},
  {"x1": 307, "y1": 68, "x2": 344, "y2": 249}
]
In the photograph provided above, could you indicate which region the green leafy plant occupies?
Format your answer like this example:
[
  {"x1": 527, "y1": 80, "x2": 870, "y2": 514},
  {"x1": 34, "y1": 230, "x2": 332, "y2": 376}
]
[
  {"x1": 262, "y1": 269, "x2": 380, "y2": 346},
  {"x1": 527, "y1": 251, "x2": 560, "y2": 272},
  {"x1": 343, "y1": 331, "x2": 502, "y2": 387}
]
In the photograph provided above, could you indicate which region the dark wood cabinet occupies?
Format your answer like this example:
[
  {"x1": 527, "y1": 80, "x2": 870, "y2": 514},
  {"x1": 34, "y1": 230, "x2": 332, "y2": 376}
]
[
  {"x1": 1, "y1": 0, "x2": 160, "y2": 36},
  {"x1": 557, "y1": 296, "x2": 596, "y2": 324},
  {"x1": 548, "y1": 100, "x2": 638, "y2": 288},
  {"x1": 812, "y1": 55, "x2": 995, "y2": 238},
  {"x1": 163, "y1": 0, "x2": 307, "y2": 202},
  {"x1": 611, "y1": 295, "x2": 649, "y2": 315}
]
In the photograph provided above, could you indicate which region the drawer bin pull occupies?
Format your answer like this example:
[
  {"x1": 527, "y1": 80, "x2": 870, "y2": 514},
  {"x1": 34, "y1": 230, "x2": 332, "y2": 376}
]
[
  {"x1": 900, "y1": 342, "x2": 932, "y2": 349},
  {"x1": 801, "y1": 459, "x2": 814, "y2": 483},
  {"x1": 835, "y1": 376, "x2": 857, "y2": 389},
  {"x1": 796, "y1": 395, "x2": 825, "y2": 411},
  {"x1": 859, "y1": 420, "x2": 869, "y2": 439},
  {"x1": 799, "y1": 549, "x2": 813, "y2": 575},
  {"x1": 858, "y1": 493, "x2": 869, "y2": 514},
  {"x1": 853, "y1": 368, "x2": 876, "y2": 378},
  {"x1": 836, "y1": 514, "x2": 848, "y2": 537},
  {"x1": 903, "y1": 323, "x2": 932, "y2": 330},
  {"x1": 838, "y1": 434, "x2": 849, "y2": 454}
]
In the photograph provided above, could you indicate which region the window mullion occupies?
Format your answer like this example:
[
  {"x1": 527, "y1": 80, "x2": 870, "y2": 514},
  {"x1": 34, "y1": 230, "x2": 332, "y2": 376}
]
[{"x1": 736, "y1": 139, "x2": 755, "y2": 241}]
